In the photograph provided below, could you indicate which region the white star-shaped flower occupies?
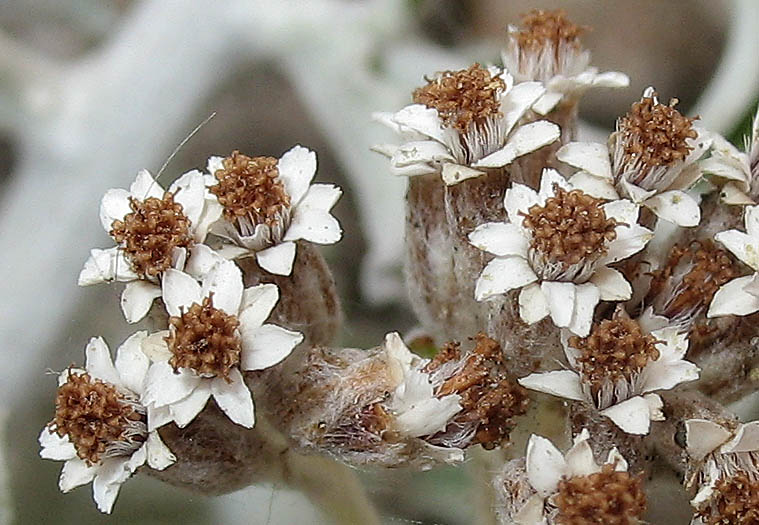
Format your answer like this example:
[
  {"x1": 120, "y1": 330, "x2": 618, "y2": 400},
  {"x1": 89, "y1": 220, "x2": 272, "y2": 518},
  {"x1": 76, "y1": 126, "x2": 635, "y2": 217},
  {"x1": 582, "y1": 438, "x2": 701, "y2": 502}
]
[
  {"x1": 519, "y1": 321, "x2": 699, "y2": 435},
  {"x1": 39, "y1": 335, "x2": 175, "y2": 514},
  {"x1": 141, "y1": 259, "x2": 303, "y2": 429},
  {"x1": 205, "y1": 145, "x2": 342, "y2": 276},
  {"x1": 373, "y1": 64, "x2": 560, "y2": 185},
  {"x1": 78, "y1": 168, "x2": 222, "y2": 323},
  {"x1": 556, "y1": 87, "x2": 712, "y2": 227},
  {"x1": 469, "y1": 168, "x2": 652, "y2": 336},
  {"x1": 708, "y1": 204, "x2": 759, "y2": 317}
]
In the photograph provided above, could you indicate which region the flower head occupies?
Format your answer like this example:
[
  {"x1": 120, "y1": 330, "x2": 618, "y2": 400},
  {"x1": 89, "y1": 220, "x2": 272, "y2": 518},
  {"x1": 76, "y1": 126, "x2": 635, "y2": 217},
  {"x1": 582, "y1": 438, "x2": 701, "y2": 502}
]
[
  {"x1": 78, "y1": 168, "x2": 222, "y2": 323},
  {"x1": 519, "y1": 314, "x2": 699, "y2": 434},
  {"x1": 39, "y1": 335, "x2": 175, "y2": 513},
  {"x1": 373, "y1": 63, "x2": 560, "y2": 185},
  {"x1": 469, "y1": 168, "x2": 652, "y2": 335},
  {"x1": 514, "y1": 429, "x2": 645, "y2": 524},
  {"x1": 142, "y1": 258, "x2": 303, "y2": 429},
  {"x1": 206, "y1": 145, "x2": 342, "y2": 276}
]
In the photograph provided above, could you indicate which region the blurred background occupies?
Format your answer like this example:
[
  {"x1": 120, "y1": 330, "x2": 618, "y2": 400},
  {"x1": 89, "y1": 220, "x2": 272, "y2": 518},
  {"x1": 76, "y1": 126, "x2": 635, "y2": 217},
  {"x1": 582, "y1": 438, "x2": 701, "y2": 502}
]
[{"x1": 1, "y1": 0, "x2": 757, "y2": 523}]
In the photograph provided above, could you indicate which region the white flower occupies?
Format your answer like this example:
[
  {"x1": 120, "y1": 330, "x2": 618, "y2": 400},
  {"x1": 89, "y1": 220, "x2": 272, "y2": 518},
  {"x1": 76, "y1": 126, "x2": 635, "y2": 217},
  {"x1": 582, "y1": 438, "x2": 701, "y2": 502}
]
[
  {"x1": 205, "y1": 145, "x2": 342, "y2": 276},
  {"x1": 39, "y1": 335, "x2": 175, "y2": 514},
  {"x1": 469, "y1": 168, "x2": 652, "y2": 336},
  {"x1": 556, "y1": 87, "x2": 712, "y2": 227},
  {"x1": 708, "y1": 205, "x2": 759, "y2": 317},
  {"x1": 373, "y1": 63, "x2": 560, "y2": 185},
  {"x1": 78, "y1": 168, "x2": 222, "y2": 323},
  {"x1": 141, "y1": 259, "x2": 303, "y2": 429},
  {"x1": 514, "y1": 429, "x2": 637, "y2": 524},
  {"x1": 519, "y1": 320, "x2": 699, "y2": 435}
]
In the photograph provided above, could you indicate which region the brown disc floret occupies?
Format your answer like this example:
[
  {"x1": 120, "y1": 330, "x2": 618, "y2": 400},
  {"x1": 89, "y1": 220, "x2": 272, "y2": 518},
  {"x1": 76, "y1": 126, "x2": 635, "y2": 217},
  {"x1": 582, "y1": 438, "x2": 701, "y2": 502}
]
[
  {"x1": 166, "y1": 295, "x2": 242, "y2": 380},
  {"x1": 210, "y1": 151, "x2": 291, "y2": 227},
  {"x1": 697, "y1": 471, "x2": 759, "y2": 524},
  {"x1": 412, "y1": 63, "x2": 505, "y2": 134},
  {"x1": 110, "y1": 192, "x2": 193, "y2": 278},
  {"x1": 49, "y1": 371, "x2": 146, "y2": 465},
  {"x1": 555, "y1": 463, "x2": 646, "y2": 524},
  {"x1": 515, "y1": 9, "x2": 585, "y2": 56},
  {"x1": 521, "y1": 187, "x2": 618, "y2": 268}
]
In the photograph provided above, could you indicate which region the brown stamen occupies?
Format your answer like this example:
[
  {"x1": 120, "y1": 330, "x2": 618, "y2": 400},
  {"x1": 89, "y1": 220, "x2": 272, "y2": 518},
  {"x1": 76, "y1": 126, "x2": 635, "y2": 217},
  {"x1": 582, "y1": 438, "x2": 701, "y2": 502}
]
[
  {"x1": 618, "y1": 93, "x2": 698, "y2": 179},
  {"x1": 521, "y1": 187, "x2": 617, "y2": 267},
  {"x1": 515, "y1": 9, "x2": 585, "y2": 55},
  {"x1": 412, "y1": 63, "x2": 505, "y2": 134},
  {"x1": 555, "y1": 463, "x2": 647, "y2": 525},
  {"x1": 166, "y1": 296, "x2": 242, "y2": 380},
  {"x1": 110, "y1": 192, "x2": 193, "y2": 278},
  {"x1": 49, "y1": 371, "x2": 145, "y2": 465},
  {"x1": 571, "y1": 317, "x2": 660, "y2": 396},
  {"x1": 210, "y1": 151, "x2": 291, "y2": 227},
  {"x1": 697, "y1": 471, "x2": 759, "y2": 525}
]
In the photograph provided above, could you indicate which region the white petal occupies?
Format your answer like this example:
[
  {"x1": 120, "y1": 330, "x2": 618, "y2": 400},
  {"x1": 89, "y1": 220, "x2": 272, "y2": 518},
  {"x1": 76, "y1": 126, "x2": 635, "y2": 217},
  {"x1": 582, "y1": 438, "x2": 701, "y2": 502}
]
[
  {"x1": 169, "y1": 381, "x2": 211, "y2": 428},
  {"x1": 513, "y1": 494, "x2": 547, "y2": 525},
  {"x1": 238, "y1": 283, "x2": 279, "y2": 329},
  {"x1": 145, "y1": 432, "x2": 176, "y2": 470},
  {"x1": 518, "y1": 282, "x2": 550, "y2": 324},
  {"x1": 392, "y1": 162, "x2": 438, "y2": 177},
  {"x1": 99, "y1": 188, "x2": 132, "y2": 232},
  {"x1": 168, "y1": 170, "x2": 205, "y2": 225},
  {"x1": 193, "y1": 198, "x2": 223, "y2": 242},
  {"x1": 473, "y1": 121, "x2": 560, "y2": 168},
  {"x1": 39, "y1": 428, "x2": 76, "y2": 461},
  {"x1": 120, "y1": 281, "x2": 161, "y2": 324},
  {"x1": 147, "y1": 404, "x2": 173, "y2": 431},
  {"x1": 78, "y1": 247, "x2": 138, "y2": 286},
  {"x1": 620, "y1": 178, "x2": 657, "y2": 203},
  {"x1": 746, "y1": 205, "x2": 759, "y2": 239},
  {"x1": 85, "y1": 337, "x2": 122, "y2": 387},
  {"x1": 395, "y1": 394, "x2": 462, "y2": 437},
  {"x1": 605, "y1": 448, "x2": 629, "y2": 471},
  {"x1": 589, "y1": 267, "x2": 632, "y2": 301},
  {"x1": 201, "y1": 259, "x2": 243, "y2": 315},
  {"x1": 212, "y1": 370, "x2": 255, "y2": 428},
  {"x1": 541, "y1": 281, "x2": 576, "y2": 329},
  {"x1": 531, "y1": 91, "x2": 563, "y2": 115},
  {"x1": 556, "y1": 142, "x2": 612, "y2": 179},
  {"x1": 161, "y1": 268, "x2": 202, "y2": 316},
  {"x1": 59, "y1": 458, "x2": 97, "y2": 493},
  {"x1": 474, "y1": 256, "x2": 537, "y2": 301},
  {"x1": 283, "y1": 185, "x2": 343, "y2": 244},
  {"x1": 392, "y1": 104, "x2": 450, "y2": 145},
  {"x1": 185, "y1": 244, "x2": 225, "y2": 279},
  {"x1": 256, "y1": 242, "x2": 297, "y2": 276},
  {"x1": 92, "y1": 459, "x2": 129, "y2": 514},
  {"x1": 592, "y1": 71, "x2": 630, "y2": 87},
  {"x1": 568, "y1": 171, "x2": 619, "y2": 200},
  {"x1": 114, "y1": 331, "x2": 149, "y2": 395},
  {"x1": 518, "y1": 370, "x2": 585, "y2": 401},
  {"x1": 440, "y1": 163, "x2": 485, "y2": 185},
  {"x1": 715, "y1": 230, "x2": 759, "y2": 270},
  {"x1": 142, "y1": 362, "x2": 200, "y2": 408},
  {"x1": 468, "y1": 222, "x2": 528, "y2": 258},
  {"x1": 501, "y1": 81, "x2": 546, "y2": 134},
  {"x1": 277, "y1": 145, "x2": 316, "y2": 204},
  {"x1": 391, "y1": 140, "x2": 454, "y2": 167},
  {"x1": 206, "y1": 156, "x2": 224, "y2": 175},
  {"x1": 505, "y1": 183, "x2": 541, "y2": 230},
  {"x1": 538, "y1": 168, "x2": 572, "y2": 201},
  {"x1": 721, "y1": 421, "x2": 759, "y2": 453},
  {"x1": 685, "y1": 419, "x2": 732, "y2": 460},
  {"x1": 565, "y1": 436, "x2": 600, "y2": 477},
  {"x1": 651, "y1": 327, "x2": 690, "y2": 361},
  {"x1": 708, "y1": 275, "x2": 759, "y2": 317},
  {"x1": 600, "y1": 396, "x2": 653, "y2": 435},
  {"x1": 130, "y1": 169, "x2": 163, "y2": 199},
  {"x1": 646, "y1": 393, "x2": 665, "y2": 422},
  {"x1": 526, "y1": 435, "x2": 567, "y2": 497},
  {"x1": 140, "y1": 331, "x2": 172, "y2": 362},
  {"x1": 602, "y1": 199, "x2": 640, "y2": 225},
  {"x1": 241, "y1": 324, "x2": 303, "y2": 371},
  {"x1": 645, "y1": 190, "x2": 701, "y2": 227},
  {"x1": 643, "y1": 360, "x2": 699, "y2": 393}
]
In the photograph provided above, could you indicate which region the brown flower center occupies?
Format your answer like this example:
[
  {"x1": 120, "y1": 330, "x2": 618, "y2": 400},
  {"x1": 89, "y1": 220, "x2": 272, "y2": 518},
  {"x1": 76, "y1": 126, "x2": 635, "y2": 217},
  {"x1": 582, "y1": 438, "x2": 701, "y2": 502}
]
[
  {"x1": 521, "y1": 187, "x2": 617, "y2": 268},
  {"x1": 49, "y1": 371, "x2": 146, "y2": 465},
  {"x1": 697, "y1": 471, "x2": 759, "y2": 525},
  {"x1": 617, "y1": 93, "x2": 698, "y2": 182},
  {"x1": 210, "y1": 151, "x2": 291, "y2": 228},
  {"x1": 166, "y1": 296, "x2": 242, "y2": 380},
  {"x1": 555, "y1": 464, "x2": 646, "y2": 525},
  {"x1": 515, "y1": 9, "x2": 585, "y2": 55},
  {"x1": 571, "y1": 317, "x2": 660, "y2": 396},
  {"x1": 110, "y1": 192, "x2": 193, "y2": 278},
  {"x1": 412, "y1": 63, "x2": 505, "y2": 134}
]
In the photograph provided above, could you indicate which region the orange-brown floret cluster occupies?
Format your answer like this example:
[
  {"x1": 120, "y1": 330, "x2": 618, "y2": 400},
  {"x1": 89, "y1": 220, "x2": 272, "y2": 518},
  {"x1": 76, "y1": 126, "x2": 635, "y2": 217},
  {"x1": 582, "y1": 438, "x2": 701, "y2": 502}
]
[
  {"x1": 571, "y1": 317, "x2": 660, "y2": 395},
  {"x1": 110, "y1": 192, "x2": 193, "y2": 278},
  {"x1": 697, "y1": 471, "x2": 759, "y2": 525},
  {"x1": 50, "y1": 371, "x2": 145, "y2": 465},
  {"x1": 554, "y1": 464, "x2": 647, "y2": 524},
  {"x1": 210, "y1": 151, "x2": 291, "y2": 227},
  {"x1": 412, "y1": 63, "x2": 505, "y2": 134},
  {"x1": 515, "y1": 9, "x2": 585, "y2": 54},
  {"x1": 166, "y1": 296, "x2": 242, "y2": 380},
  {"x1": 521, "y1": 187, "x2": 617, "y2": 267},
  {"x1": 618, "y1": 93, "x2": 698, "y2": 178},
  {"x1": 427, "y1": 334, "x2": 530, "y2": 449}
]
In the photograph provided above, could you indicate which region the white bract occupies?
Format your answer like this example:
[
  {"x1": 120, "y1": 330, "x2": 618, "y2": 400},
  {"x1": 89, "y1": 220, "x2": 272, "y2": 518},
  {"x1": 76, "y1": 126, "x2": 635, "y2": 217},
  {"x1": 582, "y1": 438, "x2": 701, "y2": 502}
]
[
  {"x1": 469, "y1": 168, "x2": 652, "y2": 336},
  {"x1": 373, "y1": 66, "x2": 560, "y2": 185},
  {"x1": 519, "y1": 325, "x2": 699, "y2": 435},
  {"x1": 38, "y1": 335, "x2": 175, "y2": 514},
  {"x1": 78, "y1": 168, "x2": 222, "y2": 323},
  {"x1": 142, "y1": 259, "x2": 303, "y2": 429},
  {"x1": 708, "y1": 205, "x2": 759, "y2": 317},
  {"x1": 206, "y1": 145, "x2": 342, "y2": 276}
]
